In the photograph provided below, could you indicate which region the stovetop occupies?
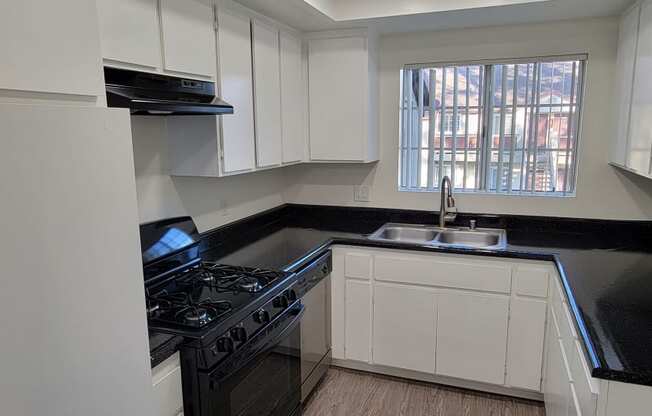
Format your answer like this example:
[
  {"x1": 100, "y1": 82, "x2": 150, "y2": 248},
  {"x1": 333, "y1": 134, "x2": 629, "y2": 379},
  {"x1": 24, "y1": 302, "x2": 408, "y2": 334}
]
[{"x1": 146, "y1": 262, "x2": 291, "y2": 331}]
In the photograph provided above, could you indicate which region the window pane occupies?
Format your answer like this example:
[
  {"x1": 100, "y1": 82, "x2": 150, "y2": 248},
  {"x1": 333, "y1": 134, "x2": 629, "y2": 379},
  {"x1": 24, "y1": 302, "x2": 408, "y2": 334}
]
[{"x1": 399, "y1": 57, "x2": 584, "y2": 196}]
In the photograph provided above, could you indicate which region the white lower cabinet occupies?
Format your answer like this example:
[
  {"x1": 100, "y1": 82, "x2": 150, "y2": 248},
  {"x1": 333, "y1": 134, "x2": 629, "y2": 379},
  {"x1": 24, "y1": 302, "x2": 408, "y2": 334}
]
[
  {"x1": 331, "y1": 246, "x2": 550, "y2": 397},
  {"x1": 436, "y1": 291, "x2": 509, "y2": 385},
  {"x1": 344, "y1": 279, "x2": 372, "y2": 362},
  {"x1": 373, "y1": 283, "x2": 436, "y2": 373},
  {"x1": 507, "y1": 297, "x2": 548, "y2": 390},
  {"x1": 152, "y1": 352, "x2": 184, "y2": 416}
]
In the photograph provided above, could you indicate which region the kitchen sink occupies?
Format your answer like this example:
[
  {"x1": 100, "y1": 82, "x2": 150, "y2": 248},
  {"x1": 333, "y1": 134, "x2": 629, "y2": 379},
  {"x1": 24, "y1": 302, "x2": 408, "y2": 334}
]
[
  {"x1": 368, "y1": 223, "x2": 507, "y2": 249},
  {"x1": 370, "y1": 224, "x2": 441, "y2": 243},
  {"x1": 436, "y1": 229, "x2": 505, "y2": 248}
]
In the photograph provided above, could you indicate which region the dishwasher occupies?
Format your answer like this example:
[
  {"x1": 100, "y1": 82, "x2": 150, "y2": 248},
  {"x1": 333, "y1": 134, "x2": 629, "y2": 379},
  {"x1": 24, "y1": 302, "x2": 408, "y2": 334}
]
[{"x1": 293, "y1": 251, "x2": 332, "y2": 403}]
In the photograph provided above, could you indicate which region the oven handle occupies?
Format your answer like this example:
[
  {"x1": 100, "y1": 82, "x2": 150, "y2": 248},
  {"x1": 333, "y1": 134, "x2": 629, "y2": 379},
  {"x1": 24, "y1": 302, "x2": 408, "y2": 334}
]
[{"x1": 209, "y1": 302, "x2": 305, "y2": 382}]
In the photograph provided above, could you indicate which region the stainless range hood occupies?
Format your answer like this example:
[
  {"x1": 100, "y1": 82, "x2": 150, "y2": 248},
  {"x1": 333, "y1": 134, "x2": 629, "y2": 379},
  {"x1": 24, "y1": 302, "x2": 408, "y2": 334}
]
[{"x1": 104, "y1": 67, "x2": 233, "y2": 116}]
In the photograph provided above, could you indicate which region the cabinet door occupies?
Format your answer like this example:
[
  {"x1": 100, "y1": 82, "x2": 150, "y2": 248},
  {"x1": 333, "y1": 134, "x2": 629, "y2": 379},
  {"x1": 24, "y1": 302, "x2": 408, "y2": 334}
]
[
  {"x1": 217, "y1": 8, "x2": 256, "y2": 173},
  {"x1": 436, "y1": 291, "x2": 509, "y2": 385},
  {"x1": 628, "y1": 0, "x2": 652, "y2": 174},
  {"x1": 344, "y1": 280, "x2": 372, "y2": 362},
  {"x1": 252, "y1": 20, "x2": 283, "y2": 168},
  {"x1": 0, "y1": 0, "x2": 103, "y2": 97},
  {"x1": 612, "y1": 3, "x2": 641, "y2": 166},
  {"x1": 373, "y1": 283, "x2": 436, "y2": 373},
  {"x1": 545, "y1": 328, "x2": 572, "y2": 415},
  {"x1": 308, "y1": 37, "x2": 367, "y2": 161},
  {"x1": 160, "y1": 0, "x2": 216, "y2": 78},
  {"x1": 506, "y1": 298, "x2": 547, "y2": 391},
  {"x1": 97, "y1": 0, "x2": 161, "y2": 69},
  {"x1": 280, "y1": 32, "x2": 306, "y2": 164}
]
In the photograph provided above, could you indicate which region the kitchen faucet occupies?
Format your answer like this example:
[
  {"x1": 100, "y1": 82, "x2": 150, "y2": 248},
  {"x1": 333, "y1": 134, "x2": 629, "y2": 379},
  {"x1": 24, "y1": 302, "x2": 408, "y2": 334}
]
[{"x1": 439, "y1": 176, "x2": 457, "y2": 228}]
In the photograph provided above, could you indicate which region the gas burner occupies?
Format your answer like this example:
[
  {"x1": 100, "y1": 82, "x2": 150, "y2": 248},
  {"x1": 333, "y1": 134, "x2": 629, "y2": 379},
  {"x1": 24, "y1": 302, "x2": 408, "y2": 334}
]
[
  {"x1": 182, "y1": 307, "x2": 209, "y2": 323},
  {"x1": 237, "y1": 277, "x2": 264, "y2": 293}
]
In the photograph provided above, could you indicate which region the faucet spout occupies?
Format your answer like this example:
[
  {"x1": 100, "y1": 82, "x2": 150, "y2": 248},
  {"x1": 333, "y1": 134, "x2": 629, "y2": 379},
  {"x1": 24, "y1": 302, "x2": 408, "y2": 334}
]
[{"x1": 439, "y1": 176, "x2": 457, "y2": 228}]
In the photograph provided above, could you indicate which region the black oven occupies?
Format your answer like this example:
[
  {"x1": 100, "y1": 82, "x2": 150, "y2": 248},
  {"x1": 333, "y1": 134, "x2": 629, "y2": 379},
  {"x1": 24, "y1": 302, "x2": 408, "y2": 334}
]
[{"x1": 189, "y1": 301, "x2": 304, "y2": 416}]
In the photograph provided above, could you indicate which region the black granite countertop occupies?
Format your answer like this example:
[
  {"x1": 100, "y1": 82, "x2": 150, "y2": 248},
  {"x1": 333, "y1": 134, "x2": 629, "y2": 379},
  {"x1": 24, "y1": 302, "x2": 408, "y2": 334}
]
[{"x1": 157, "y1": 204, "x2": 652, "y2": 386}]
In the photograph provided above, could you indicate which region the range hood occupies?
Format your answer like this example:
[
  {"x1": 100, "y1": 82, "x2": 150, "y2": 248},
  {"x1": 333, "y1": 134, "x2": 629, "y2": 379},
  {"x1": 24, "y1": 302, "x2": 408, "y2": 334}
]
[{"x1": 104, "y1": 67, "x2": 233, "y2": 116}]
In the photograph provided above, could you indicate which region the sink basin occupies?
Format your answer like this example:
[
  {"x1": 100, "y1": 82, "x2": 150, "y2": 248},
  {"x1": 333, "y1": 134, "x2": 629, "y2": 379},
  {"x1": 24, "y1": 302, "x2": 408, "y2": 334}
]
[
  {"x1": 435, "y1": 229, "x2": 505, "y2": 248},
  {"x1": 370, "y1": 224, "x2": 439, "y2": 244},
  {"x1": 368, "y1": 223, "x2": 507, "y2": 249}
]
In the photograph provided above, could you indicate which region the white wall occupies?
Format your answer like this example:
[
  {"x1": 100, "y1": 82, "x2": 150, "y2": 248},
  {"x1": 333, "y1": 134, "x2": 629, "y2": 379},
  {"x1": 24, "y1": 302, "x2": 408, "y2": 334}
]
[
  {"x1": 131, "y1": 117, "x2": 286, "y2": 231},
  {"x1": 283, "y1": 17, "x2": 652, "y2": 220}
]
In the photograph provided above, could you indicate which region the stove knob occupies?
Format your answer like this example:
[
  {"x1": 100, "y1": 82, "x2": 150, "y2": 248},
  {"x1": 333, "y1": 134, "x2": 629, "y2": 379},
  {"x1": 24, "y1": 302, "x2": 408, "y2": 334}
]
[
  {"x1": 286, "y1": 289, "x2": 297, "y2": 302},
  {"x1": 216, "y1": 337, "x2": 234, "y2": 353},
  {"x1": 273, "y1": 295, "x2": 289, "y2": 308},
  {"x1": 230, "y1": 326, "x2": 248, "y2": 343},
  {"x1": 253, "y1": 309, "x2": 270, "y2": 324}
]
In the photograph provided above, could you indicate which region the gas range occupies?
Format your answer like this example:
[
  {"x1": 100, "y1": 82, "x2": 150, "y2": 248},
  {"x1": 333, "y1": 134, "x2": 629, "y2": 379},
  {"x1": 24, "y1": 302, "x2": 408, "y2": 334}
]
[
  {"x1": 141, "y1": 217, "x2": 297, "y2": 343},
  {"x1": 141, "y1": 216, "x2": 328, "y2": 416},
  {"x1": 146, "y1": 262, "x2": 291, "y2": 331}
]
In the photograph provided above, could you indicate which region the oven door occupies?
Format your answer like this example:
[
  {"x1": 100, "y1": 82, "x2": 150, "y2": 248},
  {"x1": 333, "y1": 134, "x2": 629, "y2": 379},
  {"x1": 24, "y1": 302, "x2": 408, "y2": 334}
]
[{"x1": 200, "y1": 303, "x2": 304, "y2": 416}]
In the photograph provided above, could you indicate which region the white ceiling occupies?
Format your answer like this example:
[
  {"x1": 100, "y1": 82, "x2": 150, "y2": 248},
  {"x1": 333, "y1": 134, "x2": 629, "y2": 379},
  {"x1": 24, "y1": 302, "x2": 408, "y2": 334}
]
[{"x1": 235, "y1": 0, "x2": 635, "y2": 33}]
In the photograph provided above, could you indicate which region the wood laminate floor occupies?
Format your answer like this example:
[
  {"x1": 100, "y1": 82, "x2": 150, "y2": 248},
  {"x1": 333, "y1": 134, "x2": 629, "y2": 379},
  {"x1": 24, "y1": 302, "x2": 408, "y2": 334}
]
[{"x1": 302, "y1": 368, "x2": 546, "y2": 416}]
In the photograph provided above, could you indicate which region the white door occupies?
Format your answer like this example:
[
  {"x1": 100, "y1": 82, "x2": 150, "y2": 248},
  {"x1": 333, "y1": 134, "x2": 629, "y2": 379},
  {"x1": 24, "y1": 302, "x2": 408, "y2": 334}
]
[
  {"x1": 160, "y1": 0, "x2": 216, "y2": 78},
  {"x1": 436, "y1": 291, "x2": 509, "y2": 385},
  {"x1": 308, "y1": 37, "x2": 367, "y2": 161},
  {"x1": 0, "y1": 0, "x2": 103, "y2": 98},
  {"x1": 612, "y1": 3, "x2": 641, "y2": 166},
  {"x1": 252, "y1": 20, "x2": 283, "y2": 168},
  {"x1": 628, "y1": 0, "x2": 652, "y2": 174},
  {"x1": 280, "y1": 31, "x2": 306, "y2": 164},
  {"x1": 344, "y1": 279, "x2": 372, "y2": 362},
  {"x1": 506, "y1": 298, "x2": 547, "y2": 391},
  {"x1": 217, "y1": 7, "x2": 256, "y2": 173},
  {"x1": 97, "y1": 0, "x2": 161, "y2": 69},
  {"x1": 373, "y1": 283, "x2": 436, "y2": 373},
  {"x1": 0, "y1": 105, "x2": 154, "y2": 416}
]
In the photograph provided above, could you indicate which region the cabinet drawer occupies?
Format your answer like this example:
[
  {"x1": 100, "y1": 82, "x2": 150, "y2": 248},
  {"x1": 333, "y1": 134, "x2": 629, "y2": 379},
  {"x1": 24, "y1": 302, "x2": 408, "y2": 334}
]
[
  {"x1": 569, "y1": 339, "x2": 599, "y2": 416},
  {"x1": 344, "y1": 252, "x2": 372, "y2": 280},
  {"x1": 375, "y1": 253, "x2": 511, "y2": 293},
  {"x1": 513, "y1": 266, "x2": 549, "y2": 298}
]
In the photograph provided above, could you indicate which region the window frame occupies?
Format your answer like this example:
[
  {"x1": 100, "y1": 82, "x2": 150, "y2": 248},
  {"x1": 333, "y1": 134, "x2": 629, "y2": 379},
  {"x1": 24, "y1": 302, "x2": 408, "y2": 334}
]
[{"x1": 398, "y1": 54, "x2": 588, "y2": 197}]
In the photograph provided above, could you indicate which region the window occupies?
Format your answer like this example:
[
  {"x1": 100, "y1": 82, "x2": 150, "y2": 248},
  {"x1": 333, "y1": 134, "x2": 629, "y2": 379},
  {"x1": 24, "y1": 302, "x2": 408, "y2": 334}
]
[{"x1": 398, "y1": 56, "x2": 586, "y2": 195}]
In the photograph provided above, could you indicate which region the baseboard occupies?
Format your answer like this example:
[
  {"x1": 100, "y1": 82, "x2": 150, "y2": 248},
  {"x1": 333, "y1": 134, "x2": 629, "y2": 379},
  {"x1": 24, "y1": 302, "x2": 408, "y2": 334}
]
[{"x1": 331, "y1": 358, "x2": 544, "y2": 402}]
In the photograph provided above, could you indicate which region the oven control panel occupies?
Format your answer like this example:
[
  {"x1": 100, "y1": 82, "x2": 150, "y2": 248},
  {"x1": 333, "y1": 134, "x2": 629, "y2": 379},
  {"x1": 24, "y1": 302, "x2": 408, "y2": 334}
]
[{"x1": 204, "y1": 284, "x2": 299, "y2": 368}]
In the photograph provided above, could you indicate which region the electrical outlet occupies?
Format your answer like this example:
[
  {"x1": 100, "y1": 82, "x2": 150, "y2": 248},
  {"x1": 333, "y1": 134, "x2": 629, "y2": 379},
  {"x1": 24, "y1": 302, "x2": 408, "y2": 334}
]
[{"x1": 354, "y1": 185, "x2": 371, "y2": 202}]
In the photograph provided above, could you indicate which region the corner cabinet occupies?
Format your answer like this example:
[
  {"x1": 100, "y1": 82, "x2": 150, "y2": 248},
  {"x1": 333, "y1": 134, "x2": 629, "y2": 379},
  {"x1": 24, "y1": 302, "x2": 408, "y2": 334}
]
[
  {"x1": 308, "y1": 31, "x2": 379, "y2": 163},
  {"x1": 611, "y1": 0, "x2": 652, "y2": 180},
  {"x1": 330, "y1": 246, "x2": 550, "y2": 398}
]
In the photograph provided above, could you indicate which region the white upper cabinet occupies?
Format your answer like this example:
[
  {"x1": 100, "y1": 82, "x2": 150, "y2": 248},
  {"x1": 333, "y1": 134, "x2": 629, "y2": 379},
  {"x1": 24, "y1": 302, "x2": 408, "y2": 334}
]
[
  {"x1": 611, "y1": 2, "x2": 641, "y2": 166},
  {"x1": 280, "y1": 31, "x2": 307, "y2": 164},
  {"x1": 611, "y1": 0, "x2": 652, "y2": 179},
  {"x1": 217, "y1": 6, "x2": 256, "y2": 174},
  {"x1": 97, "y1": 0, "x2": 216, "y2": 80},
  {"x1": 0, "y1": 0, "x2": 103, "y2": 99},
  {"x1": 627, "y1": 0, "x2": 652, "y2": 175},
  {"x1": 308, "y1": 32, "x2": 379, "y2": 162},
  {"x1": 252, "y1": 20, "x2": 283, "y2": 168},
  {"x1": 97, "y1": 0, "x2": 161, "y2": 69},
  {"x1": 160, "y1": 0, "x2": 216, "y2": 78}
]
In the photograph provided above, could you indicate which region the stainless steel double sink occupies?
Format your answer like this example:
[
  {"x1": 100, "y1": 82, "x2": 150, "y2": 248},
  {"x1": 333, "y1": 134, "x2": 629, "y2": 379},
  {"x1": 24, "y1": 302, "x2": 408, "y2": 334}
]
[{"x1": 368, "y1": 223, "x2": 507, "y2": 250}]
